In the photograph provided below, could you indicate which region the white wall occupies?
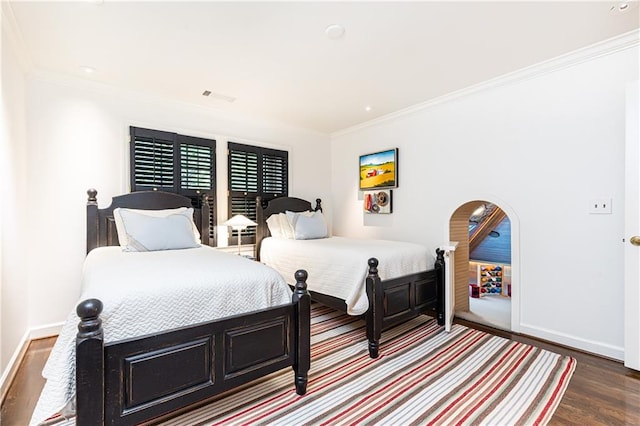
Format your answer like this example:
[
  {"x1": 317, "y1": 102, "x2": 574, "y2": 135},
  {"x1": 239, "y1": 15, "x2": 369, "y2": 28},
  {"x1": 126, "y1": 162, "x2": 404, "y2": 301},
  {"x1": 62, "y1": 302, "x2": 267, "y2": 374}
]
[
  {"x1": 20, "y1": 74, "x2": 330, "y2": 335},
  {"x1": 1, "y1": 16, "x2": 29, "y2": 373},
  {"x1": 330, "y1": 40, "x2": 638, "y2": 359}
]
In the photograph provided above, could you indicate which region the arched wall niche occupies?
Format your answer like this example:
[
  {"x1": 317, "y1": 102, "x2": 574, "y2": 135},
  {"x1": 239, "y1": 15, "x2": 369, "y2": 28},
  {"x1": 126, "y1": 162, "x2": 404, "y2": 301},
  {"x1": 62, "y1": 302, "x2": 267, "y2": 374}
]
[{"x1": 447, "y1": 197, "x2": 520, "y2": 332}]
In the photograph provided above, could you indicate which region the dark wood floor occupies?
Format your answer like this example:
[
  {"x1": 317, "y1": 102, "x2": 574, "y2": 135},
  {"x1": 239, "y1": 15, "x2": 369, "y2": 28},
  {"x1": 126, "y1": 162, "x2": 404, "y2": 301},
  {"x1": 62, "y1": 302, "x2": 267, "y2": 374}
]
[
  {"x1": 1, "y1": 337, "x2": 56, "y2": 426},
  {"x1": 2, "y1": 323, "x2": 639, "y2": 425}
]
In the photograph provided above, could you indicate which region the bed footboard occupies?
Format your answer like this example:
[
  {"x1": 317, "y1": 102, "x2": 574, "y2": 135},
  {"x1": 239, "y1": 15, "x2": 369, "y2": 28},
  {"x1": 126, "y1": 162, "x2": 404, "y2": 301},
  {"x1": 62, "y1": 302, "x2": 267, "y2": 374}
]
[
  {"x1": 365, "y1": 249, "x2": 445, "y2": 358},
  {"x1": 76, "y1": 273, "x2": 310, "y2": 425}
]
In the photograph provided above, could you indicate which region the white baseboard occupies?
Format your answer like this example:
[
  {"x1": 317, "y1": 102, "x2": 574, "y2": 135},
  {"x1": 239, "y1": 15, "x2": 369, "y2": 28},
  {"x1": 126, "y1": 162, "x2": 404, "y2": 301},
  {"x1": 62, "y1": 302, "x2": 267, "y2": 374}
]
[
  {"x1": 0, "y1": 322, "x2": 63, "y2": 404},
  {"x1": 29, "y1": 322, "x2": 64, "y2": 340},
  {"x1": 519, "y1": 323, "x2": 624, "y2": 361}
]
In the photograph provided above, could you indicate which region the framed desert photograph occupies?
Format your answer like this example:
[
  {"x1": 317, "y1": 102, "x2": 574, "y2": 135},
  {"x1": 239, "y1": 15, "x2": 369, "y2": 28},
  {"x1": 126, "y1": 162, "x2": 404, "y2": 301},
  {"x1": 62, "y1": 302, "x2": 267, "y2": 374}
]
[{"x1": 359, "y1": 148, "x2": 398, "y2": 190}]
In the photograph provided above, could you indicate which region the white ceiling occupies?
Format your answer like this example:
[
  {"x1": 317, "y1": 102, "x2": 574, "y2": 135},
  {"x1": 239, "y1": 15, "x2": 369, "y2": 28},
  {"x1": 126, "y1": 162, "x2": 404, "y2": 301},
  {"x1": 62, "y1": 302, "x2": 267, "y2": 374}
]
[{"x1": 6, "y1": 1, "x2": 640, "y2": 134}]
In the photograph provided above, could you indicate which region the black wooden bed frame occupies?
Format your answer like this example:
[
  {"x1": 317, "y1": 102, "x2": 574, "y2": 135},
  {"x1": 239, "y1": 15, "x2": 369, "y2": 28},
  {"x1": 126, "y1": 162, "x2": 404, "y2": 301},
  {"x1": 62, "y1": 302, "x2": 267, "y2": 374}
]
[
  {"x1": 255, "y1": 196, "x2": 445, "y2": 359},
  {"x1": 73, "y1": 189, "x2": 311, "y2": 425}
]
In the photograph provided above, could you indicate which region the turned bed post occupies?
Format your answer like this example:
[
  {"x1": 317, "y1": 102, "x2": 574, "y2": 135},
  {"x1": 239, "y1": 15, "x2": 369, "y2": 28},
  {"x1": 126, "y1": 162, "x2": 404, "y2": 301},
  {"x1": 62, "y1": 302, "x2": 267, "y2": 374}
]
[
  {"x1": 255, "y1": 196, "x2": 266, "y2": 260},
  {"x1": 292, "y1": 270, "x2": 311, "y2": 395},
  {"x1": 76, "y1": 298, "x2": 105, "y2": 425},
  {"x1": 86, "y1": 189, "x2": 99, "y2": 254},
  {"x1": 200, "y1": 192, "x2": 212, "y2": 247},
  {"x1": 435, "y1": 248, "x2": 446, "y2": 326},
  {"x1": 365, "y1": 258, "x2": 383, "y2": 358}
]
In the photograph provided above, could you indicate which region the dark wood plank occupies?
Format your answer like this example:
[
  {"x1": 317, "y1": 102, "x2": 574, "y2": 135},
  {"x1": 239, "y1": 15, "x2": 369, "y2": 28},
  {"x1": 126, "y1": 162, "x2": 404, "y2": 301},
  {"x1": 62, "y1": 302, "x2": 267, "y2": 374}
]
[{"x1": 0, "y1": 337, "x2": 57, "y2": 426}]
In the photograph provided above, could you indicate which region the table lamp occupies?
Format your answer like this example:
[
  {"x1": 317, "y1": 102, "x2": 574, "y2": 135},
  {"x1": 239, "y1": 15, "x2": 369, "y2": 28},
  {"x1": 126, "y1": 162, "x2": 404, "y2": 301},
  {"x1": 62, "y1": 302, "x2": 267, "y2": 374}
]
[{"x1": 223, "y1": 214, "x2": 257, "y2": 255}]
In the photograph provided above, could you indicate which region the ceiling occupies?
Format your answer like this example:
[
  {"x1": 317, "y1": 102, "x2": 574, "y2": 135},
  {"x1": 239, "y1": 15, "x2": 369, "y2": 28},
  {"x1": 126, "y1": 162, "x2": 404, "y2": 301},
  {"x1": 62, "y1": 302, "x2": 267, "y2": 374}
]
[{"x1": 5, "y1": 1, "x2": 639, "y2": 134}]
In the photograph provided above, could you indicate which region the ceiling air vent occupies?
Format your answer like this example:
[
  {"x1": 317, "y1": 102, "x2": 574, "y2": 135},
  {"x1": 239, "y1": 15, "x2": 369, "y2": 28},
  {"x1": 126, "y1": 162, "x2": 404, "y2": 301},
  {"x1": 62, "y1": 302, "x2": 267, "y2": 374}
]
[{"x1": 202, "y1": 90, "x2": 236, "y2": 103}]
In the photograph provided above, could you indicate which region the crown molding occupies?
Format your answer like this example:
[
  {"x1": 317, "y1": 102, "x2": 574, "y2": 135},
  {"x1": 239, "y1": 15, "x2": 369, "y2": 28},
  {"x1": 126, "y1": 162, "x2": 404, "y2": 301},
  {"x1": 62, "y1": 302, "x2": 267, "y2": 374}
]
[
  {"x1": 1, "y1": 2, "x2": 34, "y2": 72},
  {"x1": 332, "y1": 29, "x2": 640, "y2": 138}
]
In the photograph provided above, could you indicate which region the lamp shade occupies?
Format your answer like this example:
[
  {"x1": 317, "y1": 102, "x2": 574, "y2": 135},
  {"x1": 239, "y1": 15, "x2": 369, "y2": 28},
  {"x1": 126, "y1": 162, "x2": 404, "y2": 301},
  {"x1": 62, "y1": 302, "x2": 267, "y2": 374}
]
[{"x1": 223, "y1": 214, "x2": 257, "y2": 229}]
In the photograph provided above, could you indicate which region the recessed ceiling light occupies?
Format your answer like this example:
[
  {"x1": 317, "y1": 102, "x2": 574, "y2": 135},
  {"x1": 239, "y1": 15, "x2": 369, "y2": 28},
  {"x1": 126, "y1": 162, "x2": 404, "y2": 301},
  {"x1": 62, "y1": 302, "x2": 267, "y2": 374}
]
[
  {"x1": 364, "y1": 105, "x2": 372, "y2": 112},
  {"x1": 79, "y1": 66, "x2": 95, "y2": 74},
  {"x1": 325, "y1": 24, "x2": 345, "y2": 40}
]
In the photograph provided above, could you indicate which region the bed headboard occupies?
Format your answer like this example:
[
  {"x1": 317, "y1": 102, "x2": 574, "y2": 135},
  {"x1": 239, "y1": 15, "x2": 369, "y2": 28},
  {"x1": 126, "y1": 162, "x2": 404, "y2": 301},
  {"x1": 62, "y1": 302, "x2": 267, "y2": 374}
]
[
  {"x1": 255, "y1": 196, "x2": 322, "y2": 259},
  {"x1": 86, "y1": 188, "x2": 212, "y2": 254}
]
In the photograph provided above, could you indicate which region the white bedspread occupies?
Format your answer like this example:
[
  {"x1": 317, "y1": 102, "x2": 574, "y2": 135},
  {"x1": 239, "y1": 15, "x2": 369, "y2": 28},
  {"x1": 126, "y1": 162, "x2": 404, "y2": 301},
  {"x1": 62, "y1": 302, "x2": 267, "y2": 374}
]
[
  {"x1": 31, "y1": 246, "x2": 292, "y2": 425},
  {"x1": 260, "y1": 236, "x2": 429, "y2": 316}
]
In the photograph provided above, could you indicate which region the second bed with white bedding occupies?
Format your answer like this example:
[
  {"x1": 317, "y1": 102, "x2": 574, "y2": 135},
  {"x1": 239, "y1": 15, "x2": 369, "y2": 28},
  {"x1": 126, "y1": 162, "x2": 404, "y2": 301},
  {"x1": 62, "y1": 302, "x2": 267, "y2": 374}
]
[
  {"x1": 255, "y1": 195, "x2": 446, "y2": 360},
  {"x1": 260, "y1": 236, "x2": 430, "y2": 315}
]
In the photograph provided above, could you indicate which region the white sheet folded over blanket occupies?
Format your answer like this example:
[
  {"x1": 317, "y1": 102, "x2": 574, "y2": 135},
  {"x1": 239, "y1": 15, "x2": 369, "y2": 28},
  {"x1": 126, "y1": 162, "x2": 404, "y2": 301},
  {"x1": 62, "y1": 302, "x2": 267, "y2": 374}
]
[
  {"x1": 260, "y1": 236, "x2": 430, "y2": 316},
  {"x1": 30, "y1": 246, "x2": 292, "y2": 425}
]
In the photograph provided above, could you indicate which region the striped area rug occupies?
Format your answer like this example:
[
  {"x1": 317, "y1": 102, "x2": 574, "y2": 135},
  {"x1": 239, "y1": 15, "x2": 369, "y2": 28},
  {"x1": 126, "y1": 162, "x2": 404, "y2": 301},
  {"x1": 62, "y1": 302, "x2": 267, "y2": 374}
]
[{"x1": 163, "y1": 304, "x2": 576, "y2": 426}]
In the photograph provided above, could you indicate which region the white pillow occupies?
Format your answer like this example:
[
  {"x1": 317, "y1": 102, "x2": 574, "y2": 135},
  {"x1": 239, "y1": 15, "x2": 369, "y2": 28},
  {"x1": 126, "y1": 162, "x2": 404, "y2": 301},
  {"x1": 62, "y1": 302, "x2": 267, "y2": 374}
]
[
  {"x1": 116, "y1": 208, "x2": 200, "y2": 252},
  {"x1": 266, "y1": 214, "x2": 285, "y2": 238},
  {"x1": 114, "y1": 207, "x2": 200, "y2": 250},
  {"x1": 279, "y1": 213, "x2": 295, "y2": 239},
  {"x1": 285, "y1": 211, "x2": 328, "y2": 240},
  {"x1": 266, "y1": 213, "x2": 295, "y2": 239}
]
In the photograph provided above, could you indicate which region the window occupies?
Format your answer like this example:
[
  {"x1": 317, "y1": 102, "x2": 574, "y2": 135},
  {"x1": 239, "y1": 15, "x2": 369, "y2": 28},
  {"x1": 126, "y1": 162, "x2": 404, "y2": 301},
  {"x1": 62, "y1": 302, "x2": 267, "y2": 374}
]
[
  {"x1": 130, "y1": 126, "x2": 216, "y2": 245},
  {"x1": 227, "y1": 142, "x2": 288, "y2": 244}
]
